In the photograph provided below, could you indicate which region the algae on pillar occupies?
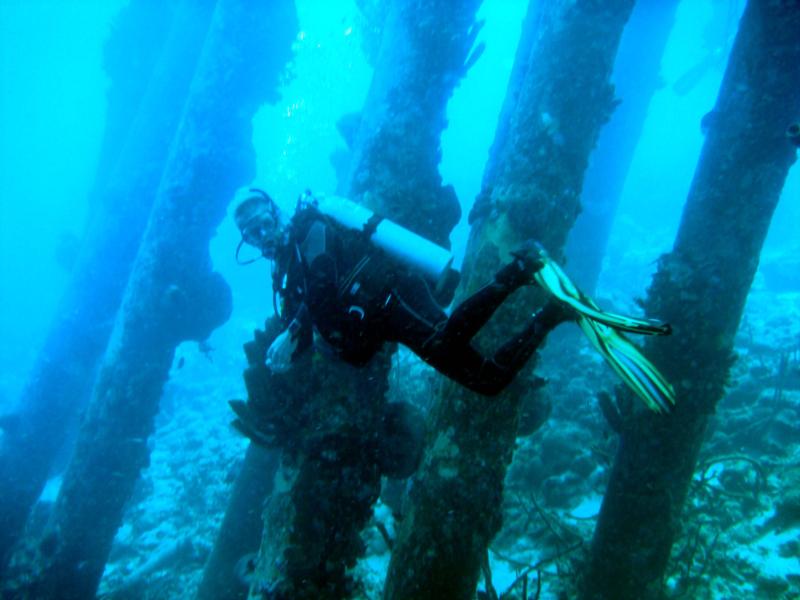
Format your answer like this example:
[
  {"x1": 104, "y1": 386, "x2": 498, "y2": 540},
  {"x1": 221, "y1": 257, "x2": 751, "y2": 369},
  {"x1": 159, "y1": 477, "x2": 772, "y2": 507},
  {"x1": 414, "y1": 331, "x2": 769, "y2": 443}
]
[
  {"x1": 385, "y1": 1, "x2": 635, "y2": 598},
  {"x1": 0, "y1": 0, "x2": 216, "y2": 572},
  {"x1": 344, "y1": 0, "x2": 483, "y2": 244},
  {"x1": 583, "y1": 3, "x2": 800, "y2": 598},
  {"x1": 2, "y1": 1, "x2": 295, "y2": 598}
]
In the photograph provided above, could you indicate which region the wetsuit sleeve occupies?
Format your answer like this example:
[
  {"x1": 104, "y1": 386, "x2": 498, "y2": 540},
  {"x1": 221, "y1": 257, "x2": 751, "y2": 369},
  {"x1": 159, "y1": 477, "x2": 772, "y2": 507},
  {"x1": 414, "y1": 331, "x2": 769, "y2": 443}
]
[
  {"x1": 275, "y1": 258, "x2": 314, "y2": 359},
  {"x1": 294, "y1": 216, "x2": 341, "y2": 339},
  {"x1": 283, "y1": 302, "x2": 313, "y2": 359},
  {"x1": 275, "y1": 211, "x2": 334, "y2": 360}
]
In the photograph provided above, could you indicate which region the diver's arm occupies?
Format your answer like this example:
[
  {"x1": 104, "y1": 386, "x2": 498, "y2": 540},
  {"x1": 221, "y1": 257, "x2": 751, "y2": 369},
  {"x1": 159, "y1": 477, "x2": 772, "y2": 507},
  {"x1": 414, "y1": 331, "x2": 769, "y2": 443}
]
[
  {"x1": 266, "y1": 303, "x2": 312, "y2": 373},
  {"x1": 266, "y1": 215, "x2": 334, "y2": 372},
  {"x1": 285, "y1": 302, "x2": 312, "y2": 353}
]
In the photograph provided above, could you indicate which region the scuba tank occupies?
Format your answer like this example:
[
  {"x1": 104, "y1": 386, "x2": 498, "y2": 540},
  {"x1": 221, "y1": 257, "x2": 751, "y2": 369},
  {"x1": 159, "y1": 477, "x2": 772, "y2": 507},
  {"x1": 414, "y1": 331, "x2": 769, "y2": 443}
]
[{"x1": 311, "y1": 194, "x2": 460, "y2": 298}]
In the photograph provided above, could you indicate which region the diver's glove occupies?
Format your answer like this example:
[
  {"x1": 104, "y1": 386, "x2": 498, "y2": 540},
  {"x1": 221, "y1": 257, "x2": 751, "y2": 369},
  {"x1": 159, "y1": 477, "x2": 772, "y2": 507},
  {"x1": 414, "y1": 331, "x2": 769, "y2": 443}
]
[
  {"x1": 532, "y1": 245, "x2": 676, "y2": 414},
  {"x1": 265, "y1": 321, "x2": 301, "y2": 373}
]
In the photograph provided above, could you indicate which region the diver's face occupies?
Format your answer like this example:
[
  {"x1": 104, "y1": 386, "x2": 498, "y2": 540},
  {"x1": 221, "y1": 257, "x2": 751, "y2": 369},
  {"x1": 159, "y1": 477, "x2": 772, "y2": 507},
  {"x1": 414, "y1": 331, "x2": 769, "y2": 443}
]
[{"x1": 241, "y1": 212, "x2": 281, "y2": 259}]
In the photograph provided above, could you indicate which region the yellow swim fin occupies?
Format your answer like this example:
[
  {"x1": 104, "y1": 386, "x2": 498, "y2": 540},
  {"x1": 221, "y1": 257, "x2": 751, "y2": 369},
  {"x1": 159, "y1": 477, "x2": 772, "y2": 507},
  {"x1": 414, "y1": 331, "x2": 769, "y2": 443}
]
[
  {"x1": 533, "y1": 256, "x2": 671, "y2": 336},
  {"x1": 532, "y1": 249, "x2": 676, "y2": 413},
  {"x1": 577, "y1": 317, "x2": 676, "y2": 413}
]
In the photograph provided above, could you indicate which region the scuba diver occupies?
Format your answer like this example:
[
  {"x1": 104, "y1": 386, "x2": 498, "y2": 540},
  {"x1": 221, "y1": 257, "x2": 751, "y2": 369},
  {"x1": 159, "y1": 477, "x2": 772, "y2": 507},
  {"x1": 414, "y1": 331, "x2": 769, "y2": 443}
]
[
  {"x1": 235, "y1": 189, "x2": 568, "y2": 396},
  {"x1": 232, "y1": 188, "x2": 589, "y2": 598},
  {"x1": 235, "y1": 189, "x2": 676, "y2": 411},
  {"x1": 230, "y1": 188, "x2": 676, "y2": 599}
]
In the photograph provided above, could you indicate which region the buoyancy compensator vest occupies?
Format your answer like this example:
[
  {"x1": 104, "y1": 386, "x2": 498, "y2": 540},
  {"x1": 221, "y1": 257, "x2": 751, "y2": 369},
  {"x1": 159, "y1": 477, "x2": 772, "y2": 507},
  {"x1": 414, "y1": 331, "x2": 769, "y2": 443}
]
[{"x1": 303, "y1": 192, "x2": 460, "y2": 303}]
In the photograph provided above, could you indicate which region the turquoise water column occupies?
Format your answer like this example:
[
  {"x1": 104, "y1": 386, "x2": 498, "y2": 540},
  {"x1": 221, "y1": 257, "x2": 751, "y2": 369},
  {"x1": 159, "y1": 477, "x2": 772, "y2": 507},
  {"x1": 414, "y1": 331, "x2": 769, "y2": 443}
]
[
  {"x1": 565, "y1": 0, "x2": 680, "y2": 293},
  {"x1": 0, "y1": 0, "x2": 216, "y2": 573}
]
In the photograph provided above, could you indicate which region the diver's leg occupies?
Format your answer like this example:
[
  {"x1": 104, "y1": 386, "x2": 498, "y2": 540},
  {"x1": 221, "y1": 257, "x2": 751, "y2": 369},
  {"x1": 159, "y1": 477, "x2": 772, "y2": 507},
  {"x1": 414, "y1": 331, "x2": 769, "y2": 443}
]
[
  {"x1": 422, "y1": 345, "x2": 514, "y2": 396},
  {"x1": 416, "y1": 302, "x2": 568, "y2": 396},
  {"x1": 443, "y1": 250, "x2": 543, "y2": 345},
  {"x1": 384, "y1": 294, "x2": 538, "y2": 397},
  {"x1": 493, "y1": 300, "x2": 570, "y2": 373},
  {"x1": 386, "y1": 264, "x2": 565, "y2": 396},
  {"x1": 443, "y1": 280, "x2": 514, "y2": 346}
]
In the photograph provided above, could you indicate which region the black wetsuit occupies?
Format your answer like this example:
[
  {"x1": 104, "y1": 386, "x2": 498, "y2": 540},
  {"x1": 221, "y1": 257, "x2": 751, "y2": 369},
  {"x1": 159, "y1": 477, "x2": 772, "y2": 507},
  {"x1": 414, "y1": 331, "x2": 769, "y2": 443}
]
[{"x1": 273, "y1": 205, "x2": 562, "y2": 396}]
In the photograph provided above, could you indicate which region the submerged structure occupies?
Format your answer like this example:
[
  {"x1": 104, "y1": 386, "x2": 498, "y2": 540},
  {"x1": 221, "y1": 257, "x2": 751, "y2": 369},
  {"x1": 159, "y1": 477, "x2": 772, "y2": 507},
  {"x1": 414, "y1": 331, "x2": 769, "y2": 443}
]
[
  {"x1": 233, "y1": 1, "x2": 484, "y2": 596},
  {"x1": 2, "y1": 0, "x2": 296, "y2": 597},
  {"x1": 0, "y1": 0, "x2": 209, "y2": 568},
  {"x1": 1, "y1": 0, "x2": 798, "y2": 598},
  {"x1": 584, "y1": 2, "x2": 800, "y2": 597}
]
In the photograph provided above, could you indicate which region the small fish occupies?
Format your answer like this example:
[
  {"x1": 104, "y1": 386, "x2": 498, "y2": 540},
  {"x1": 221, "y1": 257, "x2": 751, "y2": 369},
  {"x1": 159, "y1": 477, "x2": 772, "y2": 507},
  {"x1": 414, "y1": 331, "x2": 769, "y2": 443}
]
[{"x1": 787, "y1": 123, "x2": 800, "y2": 148}]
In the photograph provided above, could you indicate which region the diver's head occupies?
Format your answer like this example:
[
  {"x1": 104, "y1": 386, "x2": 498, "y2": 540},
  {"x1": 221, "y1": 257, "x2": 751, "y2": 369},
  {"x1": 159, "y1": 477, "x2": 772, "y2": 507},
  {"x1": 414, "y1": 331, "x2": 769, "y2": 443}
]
[{"x1": 235, "y1": 188, "x2": 284, "y2": 261}]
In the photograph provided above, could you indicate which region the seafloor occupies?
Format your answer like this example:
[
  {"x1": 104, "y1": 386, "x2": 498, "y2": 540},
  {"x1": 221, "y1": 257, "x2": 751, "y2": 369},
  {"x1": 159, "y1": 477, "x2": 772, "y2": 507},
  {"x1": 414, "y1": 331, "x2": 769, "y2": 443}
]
[{"x1": 91, "y1": 241, "x2": 800, "y2": 599}]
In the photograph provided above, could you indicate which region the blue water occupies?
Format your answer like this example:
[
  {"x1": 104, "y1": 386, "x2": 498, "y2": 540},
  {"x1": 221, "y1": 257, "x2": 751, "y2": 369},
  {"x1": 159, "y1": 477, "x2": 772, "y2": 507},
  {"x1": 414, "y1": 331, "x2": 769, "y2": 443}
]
[{"x1": 1, "y1": 1, "x2": 798, "y2": 598}]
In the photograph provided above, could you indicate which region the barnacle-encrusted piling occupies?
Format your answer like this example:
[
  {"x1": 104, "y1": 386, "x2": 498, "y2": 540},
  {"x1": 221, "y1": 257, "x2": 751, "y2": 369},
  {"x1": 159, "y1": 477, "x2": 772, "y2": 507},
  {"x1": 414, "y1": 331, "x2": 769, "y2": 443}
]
[
  {"x1": 385, "y1": 1, "x2": 636, "y2": 598},
  {"x1": 1, "y1": 2, "x2": 296, "y2": 598},
  {"x1": 583, "y1": 2, "x2": 800, "y2": 598}
]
